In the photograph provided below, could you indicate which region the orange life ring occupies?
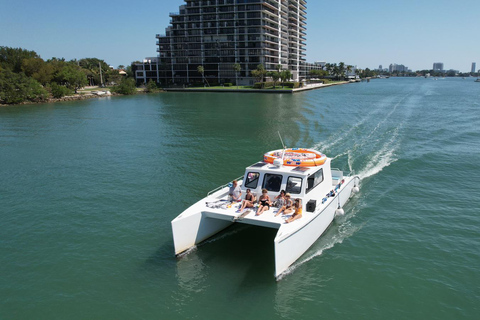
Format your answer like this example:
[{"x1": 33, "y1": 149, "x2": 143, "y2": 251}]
[{"x1": 263, "y1": 148, "x2": 327, "y2": 167}]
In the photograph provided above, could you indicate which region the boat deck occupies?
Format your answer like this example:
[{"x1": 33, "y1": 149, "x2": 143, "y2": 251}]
[{"x1": 199, "y1": 177, "x2": 351, "y2": 234}]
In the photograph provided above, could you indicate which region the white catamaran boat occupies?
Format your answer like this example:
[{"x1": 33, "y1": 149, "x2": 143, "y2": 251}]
[{"x1": 171, "y1": 148, "x2": 360, "y2": 278}]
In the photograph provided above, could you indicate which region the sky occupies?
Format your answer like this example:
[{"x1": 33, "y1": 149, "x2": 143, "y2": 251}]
[{"x1": 1, "y1": 0, "x2": 479, "y2": 72}]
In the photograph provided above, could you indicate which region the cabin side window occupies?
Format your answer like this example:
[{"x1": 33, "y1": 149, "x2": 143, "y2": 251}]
[
  {"x1": 286, "y1": 176, "x2": 302, "y2": 194},
  {"x1": 244, "y1": 172, "x2": 260, "y2": 189},
  {"x1": 262, "y1": 173, "x2": 282, "y2": 192},
  {"x1": 306, "y1": 168, "x2": 323, "y2": 193}
]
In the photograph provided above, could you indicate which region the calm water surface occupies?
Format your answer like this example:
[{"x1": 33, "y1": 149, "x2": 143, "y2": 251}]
[{"x1": 1, "y1": 78, "x2": 479, "y2": 319}]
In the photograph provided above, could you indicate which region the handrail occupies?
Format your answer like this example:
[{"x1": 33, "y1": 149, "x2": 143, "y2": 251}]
[{"x1": 207, "y1": 175, "x2": 244, "y2": 197}]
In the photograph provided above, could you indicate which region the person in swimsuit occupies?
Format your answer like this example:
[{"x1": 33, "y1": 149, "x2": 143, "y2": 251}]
[
  {"x1": 274, "y1": 190, "x2": 286, "y2": 208},
  {"x1": 275, "y1": 192, "x2": 293, "y2": 216},
  {"x1": 285, "y1": 198, "x2": 302, "y2": 223},
  {"x1": 238, "y1": 189, "x2": 256, "y2": 212},
  {"x1": 256, "y1": 188, "x2": 272, "y2": 216}
]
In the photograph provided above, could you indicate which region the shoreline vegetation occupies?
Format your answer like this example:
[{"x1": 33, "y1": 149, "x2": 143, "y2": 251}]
[{"x1": 3, "y1": 45, "x2": 477, "y2": 107}]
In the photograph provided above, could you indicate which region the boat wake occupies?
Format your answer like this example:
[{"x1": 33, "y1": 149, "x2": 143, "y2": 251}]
[{"x1": 276, "y1": 94, "x2": 411, "y2": 279}]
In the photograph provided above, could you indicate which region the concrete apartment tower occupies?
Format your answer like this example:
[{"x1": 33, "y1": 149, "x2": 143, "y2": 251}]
[
  {"x1": 471, "y1": 62, "x2": 476, "y2": 73},
  {"x1": 155, "y1": 0, "x2": 307, "y2": 86},
  {"x1": 433, "y1": 62, "x2": 444, "y2": 72}
]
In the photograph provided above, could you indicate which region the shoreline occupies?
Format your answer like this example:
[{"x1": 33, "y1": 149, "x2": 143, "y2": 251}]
[
  {"x1": 1, "y1": 81, "x2": 353, "y2": 107},
  {"x1": 0, "y1": 91, "x2": 124, "y2": 107}
]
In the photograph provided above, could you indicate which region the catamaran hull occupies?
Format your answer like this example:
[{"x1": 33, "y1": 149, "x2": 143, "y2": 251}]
[
  {"x1": 273, "y1": 178, "x2": 356, "y2": 278},
  {"x1": 172, "y1": 211, "x2": 233, "y2": 255}
]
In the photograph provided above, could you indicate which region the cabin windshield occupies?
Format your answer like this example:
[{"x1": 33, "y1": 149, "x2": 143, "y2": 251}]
[
  {"x1": 262, "y1": 173, "x2": 282, "y2": 192},
  {"x1": 244, "y1": 172, "x2": 260, "y2": 189},
  {"x1": 286, "y1": 176, "x2": 302, "y2": 194}
]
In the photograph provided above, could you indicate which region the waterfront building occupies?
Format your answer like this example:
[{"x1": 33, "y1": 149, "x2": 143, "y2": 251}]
[
  {"x1": 471, "y1": 62, "x2": 476, "y2": 73},
  {"x1": 433, "y1": 62, "x2": 444, "y2": 72},
  {"x1": 389, "y1": 63, "x2": 408, "y2": 73},
  {"x1": 133, "y1": 57, "x2": 161, "y2": 84},
  {"x1": 151, "y1": 0, "x2": 308, "y2": 86}
]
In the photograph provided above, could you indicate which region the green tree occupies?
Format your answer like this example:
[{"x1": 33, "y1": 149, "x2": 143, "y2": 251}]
[
  {"x1": 146, "y1": 79, "x2": 159, "y2": 93},
  {"x1": 78, "y1": 58, "x2": 109, "y2": 86},
  {"x1": 251, "y1": 64, "x2": 266, "y2": 88},
  {"x1": 112, "y1": 77, "x2": 137, "y2": 95},
  {"x1": 346, "y1": 65, "x2": 353, "y2": 77},
  {"x1": 232, "y1": 63, "x2": 241, "y2": 89},
  {"x1": 280, "y1": 69, "x2": 292, "y2": 87},
  {"x1": 0, "y1": 46, "x2": 40, "y2": 73},
  {"x1": 54, "y1": 63, "x2": 88, "y2": 90},
  {"x1": 197, "y1": 65, "x2": 209, "y2": 86},
  {"x1": 0, "y1": 69, "x2": 48, "y2": 104},
  {"x1": 338, "y1": 62, "x2": 346, "y2": 80},
  {"x1": 105, "y1": 69, "x2": 122, "y2": 85},
  {"x1": 48, "y1": 82, "x2": 73, "y2": 98},
  {"x1": 21, "y1": 57, "x2": 55, "y2": 85},
  {"x1": 267, "y1": 71, "x2": 280, "y2": 89}
]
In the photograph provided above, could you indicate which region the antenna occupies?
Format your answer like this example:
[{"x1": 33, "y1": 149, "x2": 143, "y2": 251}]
[{"x1": 278, "y1": 131, "x2": 286, "y2": 150}]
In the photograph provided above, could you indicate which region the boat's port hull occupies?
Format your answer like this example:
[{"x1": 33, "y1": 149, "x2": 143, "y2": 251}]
[{"x1": 172, "y1": 212, "x2": 233, "y2": 255}]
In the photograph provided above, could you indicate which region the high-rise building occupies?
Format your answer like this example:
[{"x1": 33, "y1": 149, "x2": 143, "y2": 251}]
[
  {"x1": 472, "y1": 62, "x2": 476, "y2": 73},
  {"x1": 150, "y1": 0, "x2": 307, "y2": 85},
  {"x1": 433, "y1": 62, "x2": 444, "y2": 71},
  {"x1": 389, "y1": 63, "x2": 408, "y2": 73}
]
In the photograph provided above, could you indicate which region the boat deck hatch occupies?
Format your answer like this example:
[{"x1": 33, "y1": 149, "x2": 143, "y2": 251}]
[
  {"x1": 250, "y1": 162, "x2": 267, "y2": 168},
  {"x1": 292, "y1": 166, "x2": 311, "y2": 172}
]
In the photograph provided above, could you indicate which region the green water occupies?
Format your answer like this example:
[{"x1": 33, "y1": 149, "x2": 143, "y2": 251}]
[{"x1": 1, "y1": 78, "x2": 479, "y2": 319}]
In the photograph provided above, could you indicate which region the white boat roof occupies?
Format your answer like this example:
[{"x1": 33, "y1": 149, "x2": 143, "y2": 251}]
[{"x1": 245, "y1": 160, "x2": 329, "y2": 176}]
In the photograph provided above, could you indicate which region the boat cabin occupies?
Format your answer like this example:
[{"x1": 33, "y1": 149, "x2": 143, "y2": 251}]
[{"x1": 241, "y1": 159, "x2": 340, "y2": 211}]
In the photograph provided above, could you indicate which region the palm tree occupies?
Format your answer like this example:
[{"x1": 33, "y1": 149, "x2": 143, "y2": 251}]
[
  {"x1": 338, "y1": 62, "x2": 346, "y2": 80},
  {"x1": 197, "y1": 65, "x2": 209, "y2": 87},
  {"x1": 280, "y1": 69, "x2": 292, "y2": 87},
  {"x1": 252, "y1": 64, "x2": 266, "y2": 88},
  {"x1": 325, "y1": 63, "x2": 333, "y2": 75},
  {"x1": 233, "y1": 63, "x2": 241, "y2": 89},
  {"x1": 331, "y1": 63, "x2": 339, "y2": 80},
  {"x1": 346, "y1": 65, "x2": 353, "y2": 78}
]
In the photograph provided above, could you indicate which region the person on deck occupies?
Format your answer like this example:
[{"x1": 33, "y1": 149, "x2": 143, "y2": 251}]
[
  {"x1": 238, "y1": 189, "x2": 256, "y2": 212},
  {"x1": 274, "y1": 190, "x2": 286, "y2": 209},
  {"x1": 229, "y1": 180, "x2": 242, "y2": 202},
  {"x1": 275, "y1": 192, "x2": 293, "y2": 216},
  {"x1": 285, "y1": 198, "x2": 302, "y2": 223},
  {"x1": 256, "y1": 189, "x2": 272, "y2": 216}
]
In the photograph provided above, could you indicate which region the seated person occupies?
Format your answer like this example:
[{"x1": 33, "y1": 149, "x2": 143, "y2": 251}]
[
  {"x1": 256, "y1": 188, "x2": 272, "y2": 216},
  {"x1": 228, "y1": 180, "x2": 242, "y2": 202},
  {"x1": 274, "y1": 190, "x2": 286, "y2": 208},
  {"x1": 285, "y1": 198, "x2": 302, "y2": 223},
  {"x1": 275, "y1": 192, "x2": 293, "y2": 216},
  {"x1": 237, "y1": 189, "x2": 256, "y2": 212}
]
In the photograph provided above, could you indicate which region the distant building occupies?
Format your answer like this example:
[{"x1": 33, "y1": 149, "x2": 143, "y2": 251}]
[
  {"x1": 378, "y1": 64, "x2": 382, "y2": 70},
  {"x1": 433, "y1": 62, "x2": 444, "y2": 71},
  {"x1": 389, "y1": 63, "x2": 408, "y2": 73},
  {"x1": 472, "y1": 62, "x2": 476, "y2": 73},
  {"x1": 446, "y1": 69, "x2": 459, "y2": 75},
  {"x1": 133, "y1": 57, "x2": 160, "y2": 85}
]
